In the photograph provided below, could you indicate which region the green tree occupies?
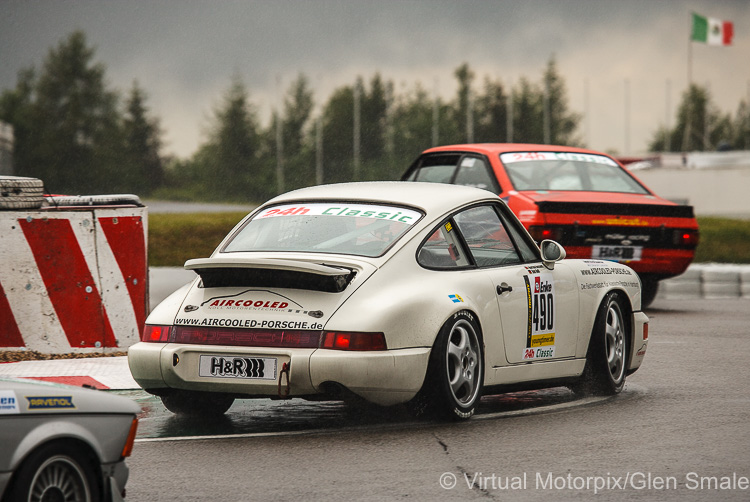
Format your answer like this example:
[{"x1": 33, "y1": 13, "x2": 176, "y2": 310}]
[
  {"x1": 121, "y1": 81, "x2": 164, "y2": 195},
  {"x1": 649, "y1": 84, "x2": 732, "y2": 152},
  {"x1": 542, "y1": 57, "x2": 581, "y2": 146},
  {"x1": 475, "y1": 77, "x2": 508, "y2": 143},
  {"x1": 199, "y1": 75, "x2": 263, "y2": 200},
  {"x1": 321, "y1": 84, "x2": 355, "y2": 183},
  {"x1": 0, "y1": 31, "x2": 122, "y2": 193},
  {"x1": 512, "y1": 77, "x2": 542, "y2": 143},
  {"x1": 280, "y1": 74, "x2": 315, "y2": 190}
]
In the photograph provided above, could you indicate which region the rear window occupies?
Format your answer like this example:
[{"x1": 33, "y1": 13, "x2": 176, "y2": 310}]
[
  {"x1": 500, "y1": 152, "x2": 649, "y2": 194},
  {"x1": 223, "y1": 202, "x2": 423, "y2": 257}
]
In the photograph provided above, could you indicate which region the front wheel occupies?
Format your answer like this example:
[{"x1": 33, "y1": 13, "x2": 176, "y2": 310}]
[
  {"x1": 161, "y1": 390, "x2": 234, "y2": 416},
  {"x1": 6, "y1": 442, "x2": 100, "y2": 502},
  {"x1": 574, "y1": 292, "x2": 628, "y2": 396},
  {"x1": 412, "y1": 311, "x2": 484, "y2": 420}
]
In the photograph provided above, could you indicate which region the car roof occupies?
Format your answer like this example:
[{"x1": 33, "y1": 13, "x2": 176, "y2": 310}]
[
  {"x1": 421, "y1": 143, "x2": 617, "y2": 158},
  {"x1": 265, "y1": 181, "x2": 500, "y2": 215}
]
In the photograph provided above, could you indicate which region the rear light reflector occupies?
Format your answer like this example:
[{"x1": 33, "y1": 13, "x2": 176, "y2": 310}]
[
  {"x1": 172, "y1": 326, "x2": 322, "y2": 348},
  {"x1": 643, "y1": 323, "x2": 649, "y2": 341},
  {"x1": 142, "y1": 325, "x2": 171, "y2": 342},
  {"x1": 322, "y1": 331, "x2": 387, "y2": 351}
]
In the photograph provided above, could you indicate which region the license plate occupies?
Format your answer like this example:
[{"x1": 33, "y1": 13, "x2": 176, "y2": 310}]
[
  {"x1": 592, "y1": 245, "x2": 642, "y2": 261},
  {"x1": 199, "y1": 355, "x2": 277, "y2": 380}
]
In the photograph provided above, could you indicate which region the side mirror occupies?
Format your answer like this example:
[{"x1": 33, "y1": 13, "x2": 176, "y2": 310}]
[{"x1": 540, "y1": 240, "x2": 566, "y2": 269}]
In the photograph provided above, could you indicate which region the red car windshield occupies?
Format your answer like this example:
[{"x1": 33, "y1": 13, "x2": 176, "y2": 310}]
[{"x1": 500, "y1": 152, "x2": 649, "y2": 195}]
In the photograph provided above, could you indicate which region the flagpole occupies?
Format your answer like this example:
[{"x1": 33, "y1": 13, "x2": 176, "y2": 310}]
[{"x1": 687, "y1": 11, "x2": 693, "y2": 86}]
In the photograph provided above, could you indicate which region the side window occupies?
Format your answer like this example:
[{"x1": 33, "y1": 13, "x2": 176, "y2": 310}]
[
  {"x1": 411, "y1": 154, "x2": 461, "y2": 184},
  {"x1": 497, "y1": 207, "x2": 540, "y2": 262},
  {"x1": 453, "y1": 205, "x2": 522, "y2": 267},
  {"x1": 454, "y1": 156, "x2": 500, "y2": 194},
  {"x1": 417, "y1": 221, "x2": 471, "y2": 269}
]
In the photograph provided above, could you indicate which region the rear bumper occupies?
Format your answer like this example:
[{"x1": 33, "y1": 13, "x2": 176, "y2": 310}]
[
  {"x1": 128, "y1": 343, "x2": 431, "y2": 406},
  {"x1": 564, "y1": 246, "x2": 694, "y2": 277},
  {"x1": 628, "y1": 311, "x2": 649, "y2": 373}
]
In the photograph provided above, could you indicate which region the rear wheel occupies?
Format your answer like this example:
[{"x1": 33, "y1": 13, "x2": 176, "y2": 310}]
[
  {"x1": 161, "y1": 390, "x2": 234, "y2": 416},
  {"x1": 574, "y1": 292, "x2": 628, "y2": 396},
  {"x1": 411, "y1": 311, "x2": 484, "y2": 420},
  {"x1": 640, "y1": 277, "x2": 659, "y2": 308}
]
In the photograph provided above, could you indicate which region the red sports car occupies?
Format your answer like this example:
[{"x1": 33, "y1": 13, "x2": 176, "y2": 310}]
[{"x1": 402, "y1": 144, "x2": 699, "y2": 307}]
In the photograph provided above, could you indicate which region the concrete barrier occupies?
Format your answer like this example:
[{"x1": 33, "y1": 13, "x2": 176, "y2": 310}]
[
  {"x1": 0, "y1": 204, "x2": 148, "y2": 353},
  {"x1": 657, "y1": 263, "x2": 750, "y2": 301}
]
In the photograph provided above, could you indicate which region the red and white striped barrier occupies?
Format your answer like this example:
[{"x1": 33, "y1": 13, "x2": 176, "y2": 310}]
[{"x1": 0, "y1": 206, "x2": 147, "y2": 353}]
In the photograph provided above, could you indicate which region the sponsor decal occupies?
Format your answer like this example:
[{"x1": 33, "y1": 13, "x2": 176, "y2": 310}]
[
  {"x1": 581, "y1": 280, "x2": 640, "y2": 291},
  {"x1": 524, "y1": 266, "x2": 543, "y2": 275},
  {"x1": 449, "y1": 294, "x2": 464, "y2": 303},
  {"x1": 257, "y1": 203, "x2": 421, "y2": 225},
  {"x1": 636, "y1": 343, "x2": 647, "y2": 357},
  {"x1": 0, "y1": 391, "x2": 20, "y2": 414},
  {"x1": 445, "y1": 222, "x2": 453, "y2": 232},
  {"x1": 590, "y1": 218, "x2": 648, "y2": 227},
  {"x1": 199, "y1": 355, "x2": 277, "y2": 380},
  {"x1": 580, "y1": 266, "x2": 633, "y2": 276},
  {"x1": 524, "y1": 273, "x2": 556, "y2": 360},
  {"x1": 523, "y1": 346, "x2": 556, "y2": 360},
  {"x1": 174, "y1": 317, "x2": 324, "y2": 330},
  {"x1": 500, "y1": 152, "x2": 617, "y2": 166},
  {"x1": 26, "y1": 396, "x2": 75, "y2": 410},
  {"x1": 199, "y1": 290, "x2": 304, "y2": 312}
]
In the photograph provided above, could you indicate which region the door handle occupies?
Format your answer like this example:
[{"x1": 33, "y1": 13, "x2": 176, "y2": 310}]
[{"x1": 496, "y1": 284, "x2": 513, "y2": 295}]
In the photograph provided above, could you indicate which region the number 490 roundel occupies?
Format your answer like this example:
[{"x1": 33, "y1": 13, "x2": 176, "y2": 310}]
[{"x1": 128, "y1": 181, "x2": 648, "y2": 420}]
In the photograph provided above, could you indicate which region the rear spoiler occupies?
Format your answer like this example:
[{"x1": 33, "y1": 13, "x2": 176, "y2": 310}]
[
  {"x1": 536, "y1": 201, "x2": 695, "y2": 218},
  {"x1": 184, "y1": 257, "x2": 356, "y2": 293}
]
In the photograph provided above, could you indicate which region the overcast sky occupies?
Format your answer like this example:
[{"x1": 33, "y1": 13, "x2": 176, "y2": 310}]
[{"x1": 1, "y1": 0, "x2": 748, "y2": 159}]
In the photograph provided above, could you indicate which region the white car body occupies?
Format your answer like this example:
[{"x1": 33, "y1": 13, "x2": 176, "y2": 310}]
[
  {"x1": 0, "y1": 378, "x2": 140, "y2": 502},
  {"x1": 129, "y1": 182, "x2": 648, "y2": 418}
]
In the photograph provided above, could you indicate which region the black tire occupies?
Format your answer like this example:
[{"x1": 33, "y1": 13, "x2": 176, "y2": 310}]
[
  {"x1": 574, "y1": 292, "x2": 629, "y2": 396},
  {"x1": 161, "y1": 391, "x2": 234, "y2": 416},
  {"x1": 640, "y1": 278, "x2": 659, "y2": 308},
  {"x1": 6, "y1": 441, "x2": 100, "y2": 502},
  {"x1": 411, "y1": 311, "x2": 484, "y2": 420}
]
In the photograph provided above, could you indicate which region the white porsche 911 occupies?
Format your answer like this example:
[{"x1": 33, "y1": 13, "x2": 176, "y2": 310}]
[{"x1": 128, "y1": 182, "x2": 648, "y2": 420}]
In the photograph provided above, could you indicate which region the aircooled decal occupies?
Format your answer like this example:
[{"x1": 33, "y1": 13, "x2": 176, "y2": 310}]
[
  {"x1": 200, "y1": 290, "x2": 303, "y2": 311},
  {"x1": 0, "y1": 391, "x2": 19, "y2": 414},
  {"x1": 26, "y1": 396, "x2": 75, "y2": 410},
  {"x1": 523, "y1": 273, "x2": 556, "y2": 360},
  {"x1": 257, "y1": 203, "x2": 421, "y2": 225}
]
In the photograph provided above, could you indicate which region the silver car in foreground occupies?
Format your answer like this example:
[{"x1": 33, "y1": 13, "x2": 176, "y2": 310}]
[{"x1": 0, "y1": 377, "x2": 140, "y2": 502}]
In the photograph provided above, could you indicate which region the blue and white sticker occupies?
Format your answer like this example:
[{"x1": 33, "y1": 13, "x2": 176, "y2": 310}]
[
  {"x1": 0, "y1": 390, "x2": 20, "y2": 414},
  {"x1": 449, "y1": 294, "x2": 464, "y2": 303}
]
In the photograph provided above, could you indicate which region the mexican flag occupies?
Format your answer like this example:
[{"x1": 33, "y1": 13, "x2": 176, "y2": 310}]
[{"x1": 692, "y1": 13, "x2": 734, "y2": 46}]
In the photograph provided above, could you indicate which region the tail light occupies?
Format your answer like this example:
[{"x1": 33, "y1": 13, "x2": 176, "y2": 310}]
[
  {"x1": 322, "y1": 331, "x2": 387, "y2": 351},
  {"x1": 142, "y1": 325, "x2": 171, "y2": 342},
  {"x1": 529, "y1": 226, "x2": 563, "y2": 242},
  {"x1": 121, "y1": 417, "x2": 139, "y2": 458},
  {"x1": 172, "y1": 326, "x2": 321, "y2": 348},
  {"x1": 674, "y1": 229, "x2": 699, "y2": 248}
]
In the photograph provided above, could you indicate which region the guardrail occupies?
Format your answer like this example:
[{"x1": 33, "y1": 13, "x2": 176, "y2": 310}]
[{"x1": 658, "y1": 263, "x2": 750, "y2": 300}]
